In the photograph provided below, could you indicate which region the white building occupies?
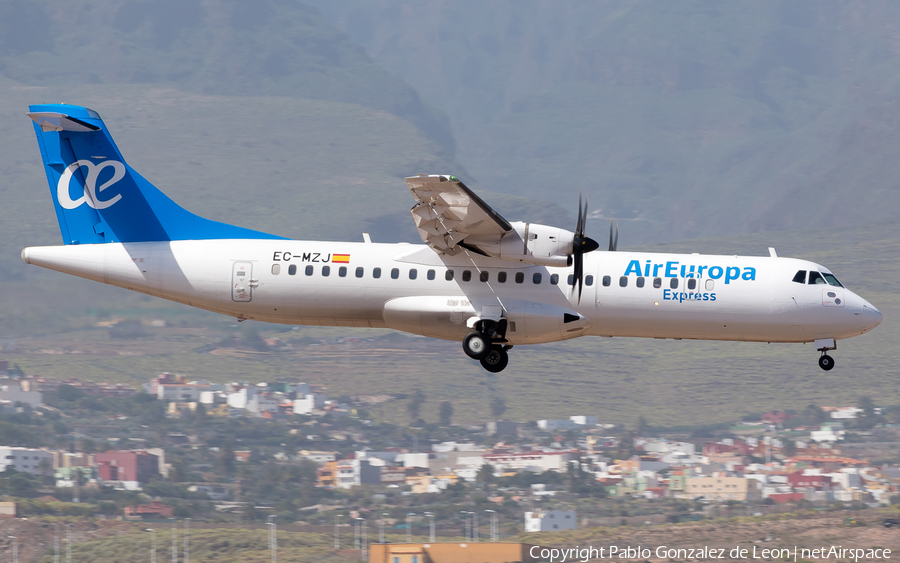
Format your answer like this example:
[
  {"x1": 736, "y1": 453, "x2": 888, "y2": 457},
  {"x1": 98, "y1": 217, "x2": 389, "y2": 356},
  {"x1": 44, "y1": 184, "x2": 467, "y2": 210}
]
[
  {"x1": 0, "y1": 385, "x2": 42, "y2": 408},
  {"x1": 157, "y1": 383, "x2": 210, "y2": 402},
  {"x1": 0, "y1": 446, "x2": 54, "y2": 474},
  {"x1": 246, "y1": 395, "x2": 280, "y2": 416},
  {"x1": 293, "y1": 393, "x2": 326, "y2": 415},
  {"x1": 483, "y1": 451, "x2": 574, "y2": 473},
  {"x1": 538, "y1": 419, "x2": 578, "y2": 431},
  {"x1": 524, "y1": 510, "x2": 577, "y2": 532},
  {"x1": 295, "y1": 450, "x2": 338, "y2": 465},
  {"x1": 227, "y1": 388, "x2": 256, "y2": 409}
]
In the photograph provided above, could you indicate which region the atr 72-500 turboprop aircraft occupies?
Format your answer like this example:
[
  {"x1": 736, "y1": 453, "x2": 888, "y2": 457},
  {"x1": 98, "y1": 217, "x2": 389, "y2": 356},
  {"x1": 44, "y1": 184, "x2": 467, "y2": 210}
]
[{"x1": 22, "y1": 104, "x2": 882, "y2": 373}]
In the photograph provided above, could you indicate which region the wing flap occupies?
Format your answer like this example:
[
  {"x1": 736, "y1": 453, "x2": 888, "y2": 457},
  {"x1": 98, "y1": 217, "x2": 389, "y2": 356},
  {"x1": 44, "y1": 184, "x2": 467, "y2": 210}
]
[{"x1": 406, "y1": 175, "x2": 511, "y2": 255}]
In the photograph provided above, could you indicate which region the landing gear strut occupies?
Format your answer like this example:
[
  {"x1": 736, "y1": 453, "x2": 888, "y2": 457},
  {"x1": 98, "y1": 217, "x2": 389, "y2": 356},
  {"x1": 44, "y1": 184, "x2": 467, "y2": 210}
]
[
  {"x1": 462, "y1": 320, "x2": 511, "y2": 372},
  {"x1": 815, "y1": 338, "x2": 836, "y2": 371}
]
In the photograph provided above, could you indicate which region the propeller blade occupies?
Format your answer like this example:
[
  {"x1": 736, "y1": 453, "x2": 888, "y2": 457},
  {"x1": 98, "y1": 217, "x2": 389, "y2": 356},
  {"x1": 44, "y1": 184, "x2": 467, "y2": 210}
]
[
  {"x1": 575, "y1": 192, "x2": 587, "y2": 237},
  {"x1": 574, "y1": 250, "x2": 583, "y2": 303},
  {"x1": 613, "y1": 222, "x2": 619, "y2": 252},
  {"x1": 608, "y1": 219, "x2": 614, "y2": 251}
]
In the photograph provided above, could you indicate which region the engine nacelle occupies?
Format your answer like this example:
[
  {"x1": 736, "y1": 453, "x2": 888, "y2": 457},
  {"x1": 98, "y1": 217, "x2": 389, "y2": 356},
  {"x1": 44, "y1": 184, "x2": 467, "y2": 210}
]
[{"x1": 467, "y1": 222, "x2": 573, "y2": 267}]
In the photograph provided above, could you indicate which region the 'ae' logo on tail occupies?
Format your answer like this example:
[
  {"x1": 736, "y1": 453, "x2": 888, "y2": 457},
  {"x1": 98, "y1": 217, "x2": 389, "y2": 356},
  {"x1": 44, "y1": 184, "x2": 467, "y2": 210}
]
[{"x1": 57, "y1": 159, "x2": 126, "y2": 210}]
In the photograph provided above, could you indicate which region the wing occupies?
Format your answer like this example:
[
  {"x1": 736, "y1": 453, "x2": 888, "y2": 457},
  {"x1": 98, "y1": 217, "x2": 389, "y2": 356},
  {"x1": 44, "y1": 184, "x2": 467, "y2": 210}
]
[{"x1": 406, "y1": 175, "x2": 512, "y2": 256}]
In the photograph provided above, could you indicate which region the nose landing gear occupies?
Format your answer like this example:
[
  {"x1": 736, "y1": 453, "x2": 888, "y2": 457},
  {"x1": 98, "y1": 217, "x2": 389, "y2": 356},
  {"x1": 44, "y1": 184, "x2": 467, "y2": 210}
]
[
  {"x1": 462, "y1": 320, "x2": 511, "y2": 372},
  {"x1": 815, "y1": 338, "x2": 837, "y2": 371}
]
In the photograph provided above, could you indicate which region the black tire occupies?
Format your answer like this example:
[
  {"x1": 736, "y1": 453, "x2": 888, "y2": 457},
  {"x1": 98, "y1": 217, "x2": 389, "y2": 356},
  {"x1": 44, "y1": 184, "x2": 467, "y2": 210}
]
[
  {"x1": 463, "y1": 331, "x2": 490, "y2": 359},
  {"x1": 818, "y1": 354, "x2": 835, "y2": 371},
  {"x1": 480, "y1": 347, "x2": 509, "y2": 373}
]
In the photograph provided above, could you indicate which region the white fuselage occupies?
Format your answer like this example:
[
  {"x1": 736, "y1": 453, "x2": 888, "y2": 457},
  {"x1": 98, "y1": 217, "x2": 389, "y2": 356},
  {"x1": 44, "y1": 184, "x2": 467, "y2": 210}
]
[{"x1": 21, "y1": 240, "x2": 882, "y2": 346}]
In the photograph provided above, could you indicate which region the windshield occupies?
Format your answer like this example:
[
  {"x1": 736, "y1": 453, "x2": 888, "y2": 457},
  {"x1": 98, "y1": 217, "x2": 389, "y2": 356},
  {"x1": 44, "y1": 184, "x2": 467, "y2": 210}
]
[
  {"x1": 822, "y1": 273, "x2": 844, "y2": 287},
  {"x1": 808, "y1": 271, "x2": 827, "y2": 285}
]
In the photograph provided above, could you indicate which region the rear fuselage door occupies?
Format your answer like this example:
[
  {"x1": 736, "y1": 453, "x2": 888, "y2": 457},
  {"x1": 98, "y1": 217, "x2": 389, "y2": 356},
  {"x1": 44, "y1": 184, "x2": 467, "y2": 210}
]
[{"x1": 232, "y1": 262, "x2": 253, "y2": 302}]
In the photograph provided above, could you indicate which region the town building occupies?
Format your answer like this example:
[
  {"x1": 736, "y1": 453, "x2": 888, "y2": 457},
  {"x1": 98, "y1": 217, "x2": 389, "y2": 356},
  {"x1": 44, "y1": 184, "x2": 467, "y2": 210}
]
[
  {"x1": 0, "y1": 447, "x2": 54, "y2": 475},
  {"x1": 368, "y1": 543, "x2": 538, "y2": 563},
  {"x1": 524, "y1": 510, "x2": 577, "y2": 532},
  {"x1": 124, "y1": 500, "x2": 174, "y2": 519},
  {"x1": 96, "y1": 450, "x2": 159, "y2": 489}
]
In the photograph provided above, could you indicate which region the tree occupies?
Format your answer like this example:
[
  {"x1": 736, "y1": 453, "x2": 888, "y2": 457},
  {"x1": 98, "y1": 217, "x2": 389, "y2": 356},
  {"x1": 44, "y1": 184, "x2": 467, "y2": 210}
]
[
  {"x1": 857, "y1": 396, "x2": 881, "y2": 430},
  {"x1": 490, "y1": 395, "x2": 507, "y2": 418},
  {"x1": 804, "y1": 404, "x2": 826, "y2": 426},
  {"x1": 407, "y1": 389, "x2": 426, "y2": 422},
  {"x1": 782, "y1": 439, "x2": 797, "y2": 457},
  {"x1": 439, "y1": 401, "x2": 454, "y2": 426},
  {"x1": 476, "y1": 463, "x2": 495, "y2": 485},
  {"x1": 636, "y1": 416, "x2": 649, "y2": 436},
  {"x1": 220, "y1": 442, "x2": 236, "y2": 476}
]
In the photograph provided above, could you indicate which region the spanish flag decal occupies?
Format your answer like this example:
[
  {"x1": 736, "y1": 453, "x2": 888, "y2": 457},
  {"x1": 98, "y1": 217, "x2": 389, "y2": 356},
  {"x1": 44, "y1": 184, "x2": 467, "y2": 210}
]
[{"x1": 333, "y1": 254, "x2": 350, "y2": 263}]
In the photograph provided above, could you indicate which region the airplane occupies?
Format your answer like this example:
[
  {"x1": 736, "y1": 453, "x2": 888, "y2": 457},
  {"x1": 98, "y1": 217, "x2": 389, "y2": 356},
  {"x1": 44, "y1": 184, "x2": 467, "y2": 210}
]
[{"x1": 22, "y1": 104, "x2": 882, "y2": 373}]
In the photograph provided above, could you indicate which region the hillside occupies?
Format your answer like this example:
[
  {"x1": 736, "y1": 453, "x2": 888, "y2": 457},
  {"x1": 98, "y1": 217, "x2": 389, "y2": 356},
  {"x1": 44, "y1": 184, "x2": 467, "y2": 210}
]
[
  {"x1": 0, "y1": 0, "x2": 454, "y2": 154},
  {"x1": 309, "y1": 1, "x2": 900, "y2": 243}
]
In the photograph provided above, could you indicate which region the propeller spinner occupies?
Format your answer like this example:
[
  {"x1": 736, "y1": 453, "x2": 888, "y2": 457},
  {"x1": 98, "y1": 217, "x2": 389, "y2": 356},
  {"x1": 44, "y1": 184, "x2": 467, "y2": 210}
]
[{"x1": 572, "y1": 193, "x2": 600, "y2": 302}]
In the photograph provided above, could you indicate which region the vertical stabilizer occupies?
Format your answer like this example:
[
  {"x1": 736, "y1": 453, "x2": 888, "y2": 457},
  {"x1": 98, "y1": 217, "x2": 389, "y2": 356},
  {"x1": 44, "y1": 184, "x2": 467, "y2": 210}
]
[{"x1": 28, "y1": 104, "x2": 283, "y2": 244}]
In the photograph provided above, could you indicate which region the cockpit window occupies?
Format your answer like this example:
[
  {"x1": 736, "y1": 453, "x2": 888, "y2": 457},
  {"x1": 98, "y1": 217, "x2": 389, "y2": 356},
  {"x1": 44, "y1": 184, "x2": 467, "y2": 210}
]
[
  {"x1": 808, "y1": 271, "x2": 827, "y2": 285},
  {"x1": 792, "y1": 270, "x2": 806, "y2": 284},
  {"x1": 822, "y1": 273, "x2": 844, "y2": 287}
]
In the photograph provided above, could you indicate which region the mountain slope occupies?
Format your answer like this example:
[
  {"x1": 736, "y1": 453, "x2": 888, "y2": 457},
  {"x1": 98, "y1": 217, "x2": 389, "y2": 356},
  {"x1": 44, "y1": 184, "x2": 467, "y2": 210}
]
[{"x1": 308, "y1": 0, "x2": 900, "y2": 243}]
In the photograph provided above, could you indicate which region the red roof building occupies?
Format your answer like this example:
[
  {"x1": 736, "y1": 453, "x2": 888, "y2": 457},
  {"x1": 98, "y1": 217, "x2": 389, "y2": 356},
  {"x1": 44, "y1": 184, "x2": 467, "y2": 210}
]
[
  {"x1": 124, "y1": 500, "x2": 173, "y2": 519},
  {"x1": 96, "y1": 451, "x2": 159, "y2": 483}
]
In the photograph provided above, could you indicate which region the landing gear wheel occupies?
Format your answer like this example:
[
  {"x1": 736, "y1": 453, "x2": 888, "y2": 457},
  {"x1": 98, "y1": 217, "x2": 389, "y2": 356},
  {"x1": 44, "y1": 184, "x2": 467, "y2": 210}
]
[
  {"x1": 480, "y1": 346, "x2": 509, "y2": 373},
  {"x1": 818, "y1": 354, "x2": 835, "y2": 371},
  {"x1": 463, "y1": 331, "x2": 491, "y2": 360}
]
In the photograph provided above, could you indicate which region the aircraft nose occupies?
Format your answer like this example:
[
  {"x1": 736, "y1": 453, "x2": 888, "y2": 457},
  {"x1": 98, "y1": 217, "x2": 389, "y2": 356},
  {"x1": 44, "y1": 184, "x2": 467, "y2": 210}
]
[{"x1": 859, "y1": 299, "x2": 882, "y2": 333}]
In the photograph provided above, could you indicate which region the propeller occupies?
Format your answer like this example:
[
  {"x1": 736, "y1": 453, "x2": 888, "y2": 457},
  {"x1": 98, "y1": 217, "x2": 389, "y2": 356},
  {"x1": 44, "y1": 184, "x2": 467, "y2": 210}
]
[
  {"x1": 608, "y1": 219, "x2": 619, "y2": 251},
  {"x1": 572, "y1": 193, "x2": 600, "y2": 303}
]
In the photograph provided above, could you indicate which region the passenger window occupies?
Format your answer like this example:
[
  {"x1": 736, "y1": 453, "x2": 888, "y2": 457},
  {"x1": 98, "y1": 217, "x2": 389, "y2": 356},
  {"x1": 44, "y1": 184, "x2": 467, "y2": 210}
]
[
  {"x1": 670, "y1": 278, "x2": 678, "y2": 289},
  {"x1": 636, "y1": 276, "x2": 645, "y2": 288},
  {"x1": 550, "y1": 273, "x2": 559, "y2": 285},
  {"x1": 391, "y1": 268, "x2": 400, "y2": 279},
  {"x1": 619, "y1": 276, "x2": 628, "y2": 287},
  {"x1": 288, "y1": 265, "x2": 297, "y2": 276},
  {"x1": 792, "y1": 270, "x2": 807, "y2": 284},
  {"x1": 808, "y1": 271, "x2": 826, "y2": 285},
  {"x1": 373, "y1": 267, "x2": 381, "y2": 279},
  {"x1": 705, "y1": 279, "x2": 714, "y2": 291},
  {"x1": 567, "y1": 274, "x2": 575, "y2": 286},
  {"x1": 515, "y1": 272, "x2": 524, "y2": 284},
  {"x1": 271, "y1": 264, "x2": 281, "y2": 275},
  {"x1": 305, "y1": 265, "x2": 314, "y2": 276},
  {"x1": 653, "y1": 277, "x2": 662, "y2": 288},
  {"x1": 480, "y1": 271, "x2": 489, "y2": 282},
  {"x1": 822, "y1": 273, "x2": 843, "y2": 287},
  {"x1": 497, "y1": 271, "x2": 507, "y2": 283},
  {"x1": 339, "y1": 266, "x2": 347, "y2": 278},
  {"x1": 533, "y1": 273, "x2": 542, "y2": 284},
  {"x1": 585, "y1": 275, "x2": 594, "y2": 286},
  {"x1": 602, "y1": 275, "x2": 611, "y2": 287},
  {"x1": 445, "y1": 270, "x2": 454, "y2": 281},
  {"x1": 427, "y1": 269, "x2": 435, "y2": 280},
  {"x1": 355, "y1": 267, "x2": 364, "y2": 278},
  {"x1": 322, "y1": 266, "x2": 330, "y2": 277},
  {"x1": 687, "y1": 278, "x2": 696, "y2": 290},
  {"x1": 462, "y1": 270, "x2": 472, "y2": 282},
  {"x1": 409, "y1": 269, "x2": 417, "y2": 280}
]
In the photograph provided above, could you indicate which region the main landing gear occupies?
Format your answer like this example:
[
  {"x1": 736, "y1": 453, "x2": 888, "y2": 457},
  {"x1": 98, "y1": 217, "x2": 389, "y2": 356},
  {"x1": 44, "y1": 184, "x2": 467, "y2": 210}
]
[
  {"x1": 816, "y1": 338, "x2": 836, "y2": 371},
  {"x1": 462, "y1": 320, "x2": 511, "y2": 373}
]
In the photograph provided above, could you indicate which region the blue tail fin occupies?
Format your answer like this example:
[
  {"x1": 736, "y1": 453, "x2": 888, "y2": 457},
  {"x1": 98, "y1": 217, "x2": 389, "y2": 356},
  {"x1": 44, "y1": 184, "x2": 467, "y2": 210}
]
[{"x1": 28, "y1": 104, "x2": 284, "y2": 245}]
